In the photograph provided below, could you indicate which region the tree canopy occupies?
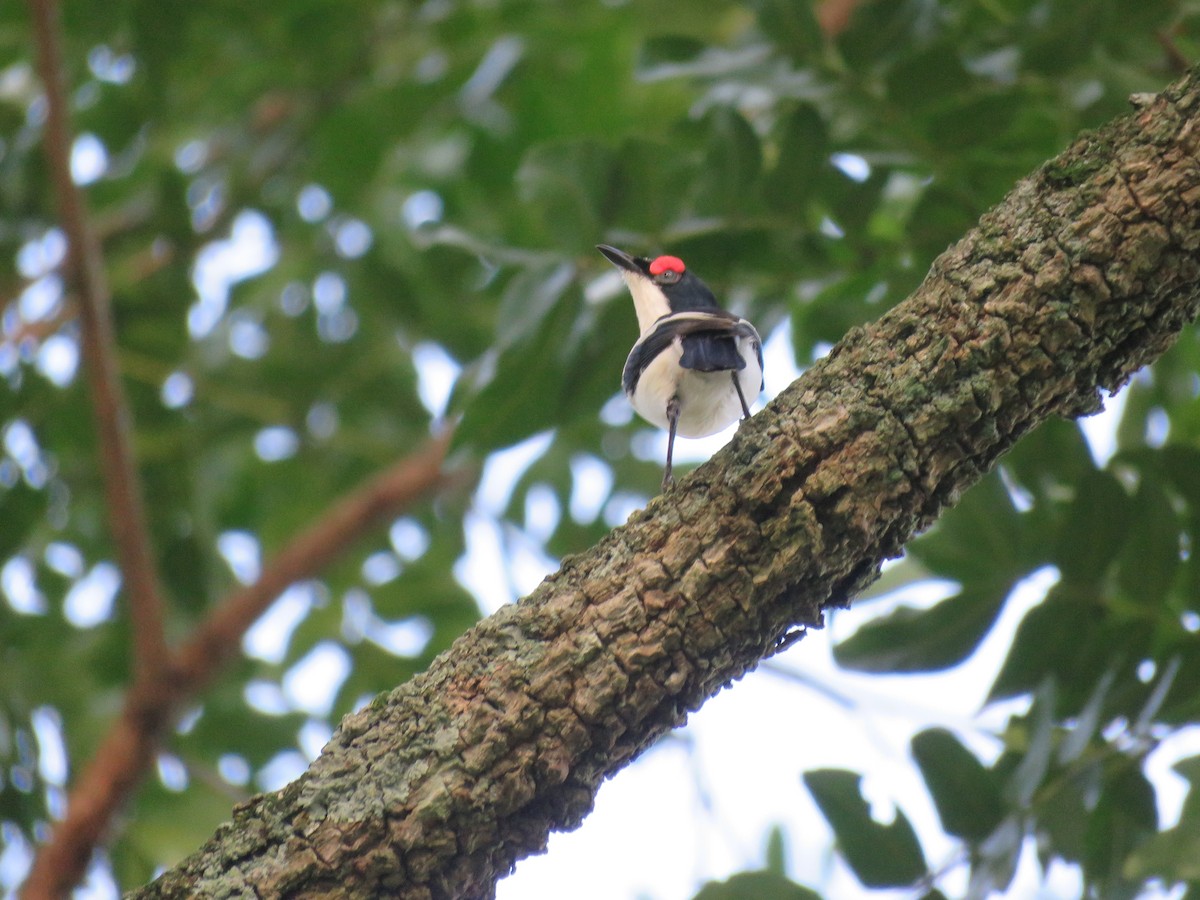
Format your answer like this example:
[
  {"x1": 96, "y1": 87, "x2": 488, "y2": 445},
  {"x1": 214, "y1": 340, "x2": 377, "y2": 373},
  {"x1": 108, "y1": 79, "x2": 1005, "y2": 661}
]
[{"x1": 4, "y1": 0, "x2": 1200, "y2": 897}]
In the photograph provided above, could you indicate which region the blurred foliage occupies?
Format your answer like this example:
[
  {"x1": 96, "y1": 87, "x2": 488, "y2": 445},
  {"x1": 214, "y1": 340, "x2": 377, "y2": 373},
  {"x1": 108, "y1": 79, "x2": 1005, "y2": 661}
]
[
  {"x1": 693, "y1": 827, "x2": 821, "y2": 899},
  {"x1": 2, "y1": 0, "x2": 1200, "y2": 895}
]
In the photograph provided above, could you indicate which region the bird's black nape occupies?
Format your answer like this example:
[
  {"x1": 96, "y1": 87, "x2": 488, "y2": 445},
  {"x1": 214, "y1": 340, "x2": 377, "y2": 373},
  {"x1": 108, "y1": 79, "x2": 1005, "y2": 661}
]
[{"x1": 661, "y1": 269, "x2": 720, "y2": 314}]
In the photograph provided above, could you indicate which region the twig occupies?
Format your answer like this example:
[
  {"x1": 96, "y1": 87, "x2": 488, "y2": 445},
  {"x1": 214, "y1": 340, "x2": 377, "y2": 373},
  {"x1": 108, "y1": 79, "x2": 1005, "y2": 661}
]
[
  {"x1": 173, "y1": 430, "x2": 458, "y2": 692},
  {"x1": 26, "y1": 0, "x2": 170, "y2": 684},
  {"x1": 1156, "y1": 27, "x2": 1190, "y2": 76},
  {"x1": 19, "y1": 434, "x2": 457, "y2": 898},
  {"x1": 816, "y1": 0, "x2": 864, "y2": 38},
  {"x1": 1, "y1": 299, "x2": 77, "y2": 347}
]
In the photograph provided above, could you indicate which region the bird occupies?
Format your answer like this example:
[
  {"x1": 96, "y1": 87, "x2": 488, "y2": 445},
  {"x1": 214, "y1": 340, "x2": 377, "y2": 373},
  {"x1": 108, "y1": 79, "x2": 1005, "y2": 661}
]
[{"x1": 597, "y1": 244, "x2": 763, "y2": 490}]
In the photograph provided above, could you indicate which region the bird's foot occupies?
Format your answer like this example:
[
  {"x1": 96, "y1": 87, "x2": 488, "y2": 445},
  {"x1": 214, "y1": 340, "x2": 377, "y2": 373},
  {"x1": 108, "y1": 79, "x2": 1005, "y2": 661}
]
[{"x1": 661, "y1": 471, "x2": 675, "y2": 491}]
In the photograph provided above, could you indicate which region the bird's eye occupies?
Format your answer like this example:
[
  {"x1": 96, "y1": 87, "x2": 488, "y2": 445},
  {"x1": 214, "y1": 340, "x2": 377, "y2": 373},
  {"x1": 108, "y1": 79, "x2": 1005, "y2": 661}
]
[{"x1": 655, "y1": 270, "x2": 680, "y2": 285}]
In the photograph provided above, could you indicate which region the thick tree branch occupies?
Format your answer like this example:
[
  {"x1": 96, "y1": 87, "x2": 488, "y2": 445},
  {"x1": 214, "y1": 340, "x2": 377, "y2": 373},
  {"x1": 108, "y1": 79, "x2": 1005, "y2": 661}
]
[
  {"x1": 133, "y1": 69, "x2": 1200, "y2": 899},
  {"x1": 21, "y1": 435, "x2": 457, "y2": 899},
  {"x1": 26, "y1": 0, "x2": 170, "y2": 681}
]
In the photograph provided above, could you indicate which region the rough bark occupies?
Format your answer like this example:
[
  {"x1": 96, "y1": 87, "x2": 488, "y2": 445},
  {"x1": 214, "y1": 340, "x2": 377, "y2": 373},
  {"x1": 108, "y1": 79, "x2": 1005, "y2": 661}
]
[{"x1": 131, "y1": 70, "x2": 1200, "y2": 899}]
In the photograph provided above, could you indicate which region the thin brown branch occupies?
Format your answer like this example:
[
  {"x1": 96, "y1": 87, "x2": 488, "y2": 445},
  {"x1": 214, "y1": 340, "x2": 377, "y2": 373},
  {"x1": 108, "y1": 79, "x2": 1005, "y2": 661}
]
[
  {"x1": 173, "y1": 429, "x2": 459, "y2": 692},
  {"x1": 3, "y1": 241, "x2": 171, "y2": 348},
  {"x1": 19, "y1": 433, "x2": 457, "y2": 899},
  {"x1": 20, "y1": 701, "x2": 164, "y2": 900},
  {"x1": 1, "y1": 299, "x2": 77, "y2": 348},
  {"x1": 1156, "y1": 27, "x2": 1191, "y2": 76},
  {"x1": 21, "y1": 8, "x2": 461, "y2": 898},
  {"x1": 26, "y1": 0, "x2": 170, "y2": 683},
  {"x1": 816, "y1": 0, "x2": 864, "y2": 38}
]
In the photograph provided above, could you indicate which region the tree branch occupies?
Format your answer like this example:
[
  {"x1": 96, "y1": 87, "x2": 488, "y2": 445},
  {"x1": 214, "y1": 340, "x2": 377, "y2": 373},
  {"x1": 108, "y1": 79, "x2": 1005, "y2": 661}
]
[
  {"x1": 172, "y1": 429, "x2": 459, "y2": 694},
  {"x1": 132, "y1": 69, "x2": 1200, "y2": 899},
  {"x1": 816, "y1": 0, "x2": 863, "y2": 38},
  {"x1": 25, "y1": 0, "x2": 169, "y2": 682},
  {"x1": 20, "y1": 434, "x2": 457, "y2": 899}
]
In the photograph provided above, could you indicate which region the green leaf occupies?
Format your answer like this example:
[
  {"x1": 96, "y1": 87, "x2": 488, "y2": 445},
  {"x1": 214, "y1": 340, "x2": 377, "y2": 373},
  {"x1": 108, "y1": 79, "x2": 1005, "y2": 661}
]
[
  {"x1": 907, "y1": 185, "x2": 982, "y2": 262},
  {"x1": 1003, "y1": 418, "x2": 1095, "y2": 501},
  {"x1": 765, "y1": 824, "x2": 788, "y2": 876},
  {"x1": 186, "y1": 688, "x2": 310, "y2": 770},
  {"x1": 1115, "y1": 475, "x2": 1181, "y2": 606},
  {"x1": 1005, "y1": 680, "x2": 1058, "y2": 810},
  {"x1": 692, "y1": 871, "x2": 821, "y2": 900},
  {"x1": 515, "y1": 141, "x2": 616, "y2": 251},
  {"x1": 908, "y1": 472, "x2": 1027, "y2": 582},
  {"x1": 1036, "y1": 763, "x2": 1093, "y2": 864},
  {"x1": 494, "y1": 262, "x2": 576, "y2": 351},
  {"x1": 911, "y1": 728, "x2": 1005, "y2": 841},
  {"x1": 990, "y1": 598, "x2": 1086, "y2": 703},
  {"x1": 752, "y1": 0, "x2": 822, "y2": 61},
  {"x1": 613, "y1": 137, "x2": 697, "y2": 232},
  {"x1": 835, "y1": 0, "x2": 926, "y2": 68},
  {"x1": 834, "y1": 580, "x2": 1010, "y2": 673},
  {"x1": 1054, "y1": 470, "x2": 1131, "y2": 585},
  {"x1": 967, "y1": 817, "x2": 1023, "y2": 897},
  {"x1": 926, "y1": 93, "x2": 1022, "y2": 152},
  {"x1": 636, "y1": 35, "x2": 710, "y2": 75},
  {"x1": 1083, "y1": 763, "x2": 1157, "y2": 889},
  {"x1": 1057, "y1": 669, "x2": 1115, "y2": 764},
  {"x1": 452, "y1": 256, "x2": 632, "y2": 453},
  {"x1": 452, "y1": 298, "x2": 576, "y2": 451},
  {"x1": 1132, "y1": 656, "x2": 1181, "y2": 736},
  {"x1": 1126, "y1": 756, "x2": 1200, "y2": 882},
  {"x1": 821, "y1": 165, "x2": 888, "y2": 237},
  {"x1": 1158, "y1": 445, "x2": 1200, "y2": 511},
  {"x1": 1124, "y1": 818, "x2": 1200, "y2": 883},
  {"x1": 0, "y1": 481, "x2": 45, "y2": 560},
  {"x1": 695, "y1": 108, "x2": 763, "y2": 216},
  {"x1": 803, "y1": 769, "x2": 927, "y2": 888},
  {"x1": 765, "y1": 104, "x2": 828, "y2": 213},
  {"x1": 886, "y1": 42, "x2": 972, "y2": 111},
  {"x1": 309, "y1": 102, "x2": 391, "y2": 202},
  {"x1": 120, "y1": 776, "x2": 251, "y2": 883},
  {"x1": 989, "y1": 583, "x2": 1155, "y2": 716},
  {"x1": 801, "y1": 273, "x2": 886, "y2": 346}
]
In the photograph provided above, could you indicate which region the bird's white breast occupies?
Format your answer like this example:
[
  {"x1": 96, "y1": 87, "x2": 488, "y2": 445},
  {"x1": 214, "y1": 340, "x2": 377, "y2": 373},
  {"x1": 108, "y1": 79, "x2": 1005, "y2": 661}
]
[{"x1": 629, "y1": 333, "x2": 762, "y2": 438}]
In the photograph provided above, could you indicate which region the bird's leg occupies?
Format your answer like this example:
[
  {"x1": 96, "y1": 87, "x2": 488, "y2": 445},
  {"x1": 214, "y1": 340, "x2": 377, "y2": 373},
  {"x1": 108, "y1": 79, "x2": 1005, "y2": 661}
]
[
  {"x1": 663, "y1": 395, "x2": 680, "y2": 490},
  {"x1": 732, "y1": 372, "x2": 752, "y2": 419}
]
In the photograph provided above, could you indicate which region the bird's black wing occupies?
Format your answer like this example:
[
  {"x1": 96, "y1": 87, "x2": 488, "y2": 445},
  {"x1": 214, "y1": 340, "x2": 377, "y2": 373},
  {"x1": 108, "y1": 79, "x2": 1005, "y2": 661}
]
[
  {"x1": 679, "y1": 332, "x2": 744, "y2": 373},
  {"x1": 671, "y1": 312, "x2": 761, "y2": 385},
  {"x1": 623, "y1": 311, "x2": 761, "y2": 395},
  {"x1": 622, "y1": 322, "x2": 677, "y2": 396}
]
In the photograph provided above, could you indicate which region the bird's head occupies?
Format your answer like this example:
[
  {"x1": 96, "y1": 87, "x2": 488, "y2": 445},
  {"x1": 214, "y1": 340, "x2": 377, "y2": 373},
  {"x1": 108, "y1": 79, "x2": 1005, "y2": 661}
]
[{"x1": 597, "y1": 244, "x2": 720, "y2": 333}]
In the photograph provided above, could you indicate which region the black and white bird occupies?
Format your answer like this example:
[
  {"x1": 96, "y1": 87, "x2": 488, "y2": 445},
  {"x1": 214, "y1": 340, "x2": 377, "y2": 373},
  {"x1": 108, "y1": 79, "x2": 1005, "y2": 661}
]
[{"x1": 598, "y1": 244, "x2": 763, "y2": 489}]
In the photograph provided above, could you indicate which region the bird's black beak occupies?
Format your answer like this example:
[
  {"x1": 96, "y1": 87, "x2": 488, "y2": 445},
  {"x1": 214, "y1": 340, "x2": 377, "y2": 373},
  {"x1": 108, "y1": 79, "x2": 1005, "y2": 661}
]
[{"x1": 597, "y1": 244, "x2": 648, "y2": 276}]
